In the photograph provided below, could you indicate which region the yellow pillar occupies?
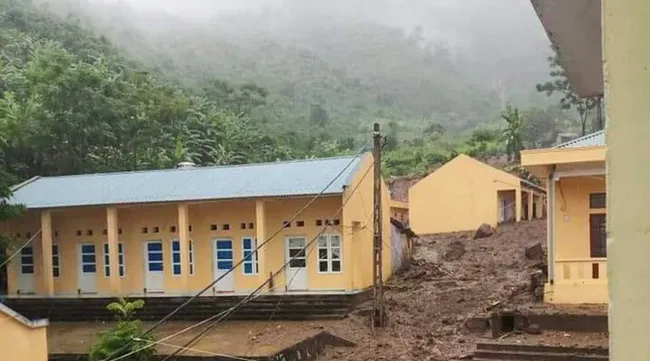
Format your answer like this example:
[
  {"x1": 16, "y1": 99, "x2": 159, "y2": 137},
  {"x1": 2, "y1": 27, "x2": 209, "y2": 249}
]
[
  {"x1": 40, "y1": 210, "x2": 54, "y2": 296},
  {"x1": 177, "y1": 203, "x2": 190, "y2": 292},
  {"x1": 604, "y1": 1, "x2": 650, "y2": 360},
  {"x1": 515, "y1": 188, "x2": 522, "y2": 222},
  {"x1": 255, "y1": 200, "x2": 267, "y2": 287},
  {"x1": 527, "y1": 191, "x2": 534, "y2": 221},
  {"x1": 106, "y1": 207, "x2": 120, "y2": 294}
]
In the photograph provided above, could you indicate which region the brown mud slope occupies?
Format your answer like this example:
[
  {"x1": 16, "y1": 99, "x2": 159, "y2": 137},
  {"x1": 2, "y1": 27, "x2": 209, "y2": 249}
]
[{"x1": 323, "y1": 220, "x2": 547, "y2": 361}]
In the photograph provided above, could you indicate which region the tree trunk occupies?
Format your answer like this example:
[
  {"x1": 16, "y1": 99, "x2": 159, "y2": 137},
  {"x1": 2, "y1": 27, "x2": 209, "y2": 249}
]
[
  {"x1": 580, "y1": 107, "x2": 589, "y2": 136},
  {"x1": 596, "y1": 96, "x2": 604, "y2": 130}
]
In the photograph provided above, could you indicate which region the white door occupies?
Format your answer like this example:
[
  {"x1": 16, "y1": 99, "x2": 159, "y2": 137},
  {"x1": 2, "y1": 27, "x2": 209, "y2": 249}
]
[
  {"x1": 18, "y1": 246, "x2": 34, "y2": 293},
  {"x1": 213, "y1": 239, "x2": 234, "y2": 292},
  {"x1": 144, "y1": 241, "x2": 164, "y2": 293},
  {"x1": 77, "y1": 244, "x2": 97, "y2": 293},
  {"x1": 285, "y1": 237, "x2": 308, "y2": 291},
  {"x1": 499, "y1": 199, "x2": 508, "y2": 222}
]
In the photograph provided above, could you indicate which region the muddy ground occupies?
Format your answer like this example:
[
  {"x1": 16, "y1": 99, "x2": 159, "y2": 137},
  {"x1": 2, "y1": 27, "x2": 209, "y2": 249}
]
[
  {"x1": 49, "y1": 320, "x2": 335, "y2": 356},
  {"x1": 48, "y1": 220, "x2": 607, "y2": 360},
  {"x1": 322, "y1": 220, "x2": 552, "y2": 361}
]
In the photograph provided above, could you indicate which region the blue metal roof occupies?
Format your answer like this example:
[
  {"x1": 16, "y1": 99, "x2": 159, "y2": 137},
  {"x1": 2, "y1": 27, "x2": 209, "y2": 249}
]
[
  {"x1": 10, "y1": 155, "x2": 364, "y2": 209},
  {"x1": 555, "y1": 130, "x2": 605, "y2": 149}
]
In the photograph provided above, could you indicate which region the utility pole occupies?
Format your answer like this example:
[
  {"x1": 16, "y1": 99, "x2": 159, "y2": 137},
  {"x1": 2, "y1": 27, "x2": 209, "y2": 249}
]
[{"x1": 371, "y1": 122, "x2": 385, "y2": 328}]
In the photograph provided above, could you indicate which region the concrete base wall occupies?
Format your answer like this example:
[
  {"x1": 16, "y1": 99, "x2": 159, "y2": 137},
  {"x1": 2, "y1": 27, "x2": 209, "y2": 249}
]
[{"x1": 544, "y1": 281, "x2": 608, "y2": 304}]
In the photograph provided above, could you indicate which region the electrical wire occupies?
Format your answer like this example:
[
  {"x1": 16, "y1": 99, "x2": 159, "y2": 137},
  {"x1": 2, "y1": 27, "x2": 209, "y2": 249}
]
[
  {"x1": 108, "y1": 276, "x2": 297, "y2": 361},
  {"x1": 0, "y1": 230, "x2": 42, "y2": 268},
  {"x1": 102, "y1": 145, "x2": 369, "y2": 361},
  {"x1": 133, "y1": 339, "x2": 258, "y2": 361},
  {"x1": 164, "y1": 232, "x2": 326, "y2": 361},
  {"x1": 162, "y1": 161, "x2": 374, "y2": 361}
]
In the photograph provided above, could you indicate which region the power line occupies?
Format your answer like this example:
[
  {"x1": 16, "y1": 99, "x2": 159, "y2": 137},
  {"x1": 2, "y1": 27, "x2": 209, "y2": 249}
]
[
  {"x1": 134, "y1": 338, "x2": 257, "y2": 361},
  {"x1": 163, "y1": 160, "x2": 374, "y2": 360},
  {"x1": 162, "y1": 229, "x2": 326, "y2": 361},
  {"x1": 0, "y1": 230, "x2": 42, "y2": 268},
  {"x1": 102, "y1": 145, "x2": 368, "y2": 361},
  {"x1": 108, "y1": 276, "x2": 298, "y2": 361}
]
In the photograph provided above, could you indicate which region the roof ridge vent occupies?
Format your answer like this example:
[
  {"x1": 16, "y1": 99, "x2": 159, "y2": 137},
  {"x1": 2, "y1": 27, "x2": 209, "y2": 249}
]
[{"x1": 176, "y1": 161, "x2": 196, "y2": 169}]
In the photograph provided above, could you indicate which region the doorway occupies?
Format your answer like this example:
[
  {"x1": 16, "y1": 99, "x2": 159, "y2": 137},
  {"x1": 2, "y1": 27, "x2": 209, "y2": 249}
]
[
  {"x1": 285, "y1": 237, "x2": 308, "y2": 290},
  {"x1": 144, "y1": 241, "x2": 164, "y2": 292},
  {"x1": 18, "y1": 246, "x2": 35, "y2": 293},
  {"x1": 213, "y1": 239, "x2": 234, "y2": 292},
  {"x1": 77, "y1": 244, "x2": 97, "y2": 293}
]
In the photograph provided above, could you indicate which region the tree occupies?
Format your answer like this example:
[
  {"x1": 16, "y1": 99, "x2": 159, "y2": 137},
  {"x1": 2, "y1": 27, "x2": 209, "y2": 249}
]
[
  {"x1": 0, "y1": 169, "x2": 24, "y2": 292},
  {"x1": 521, "y1": 106, "x2": 562, "y2": 148},
  {"x1": 500, "y1": 105, "x2": 525, "y2": 162},
  {"x1": 467, "y1": 128, "x2": 499, "y2": 160},
  {"x1": 89, "y1": 298, "x2": 154, "y2": 361},
  {"x1": 536, "y1": 48, "x2": 603, "y2": 135}
]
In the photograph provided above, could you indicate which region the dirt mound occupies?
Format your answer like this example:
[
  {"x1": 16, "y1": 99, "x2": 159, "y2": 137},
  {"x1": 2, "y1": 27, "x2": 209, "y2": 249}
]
[
  {"x1": 443, "y1": 241, "x2": 466, "y2": 261},
  {"x1": 323, "y1": 220, "x2": 547, "y2": 361}
]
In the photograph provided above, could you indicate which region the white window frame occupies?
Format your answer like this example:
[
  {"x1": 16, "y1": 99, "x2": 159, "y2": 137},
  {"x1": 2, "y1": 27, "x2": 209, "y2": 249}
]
[
  {"x1": 103, "y1": 242, "x2": 125, "y2": 278},
  {"x1": 52, "y1": 244, "x2": 60, "y2": 279},
  {"x1": 171, "y1": 239, "x2": 194, "y2": 276},
  {"x1": 241, "y1": 237, "x2": 258, "y2": 276},
  {"x1": 317, "y1": 234, "x2": 342, "y2": 274}
]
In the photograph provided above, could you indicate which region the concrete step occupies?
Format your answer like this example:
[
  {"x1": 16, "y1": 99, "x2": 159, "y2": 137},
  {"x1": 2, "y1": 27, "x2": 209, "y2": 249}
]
[
  {"x1": 4, "y1": 292, "x2": 369, "y2": 321},
  {"x1": 474, "y1": 343, "x2": 609, "y2": 361},
  {"x1": 474, "y1": 350, "x2": 607, "y2": 361}
]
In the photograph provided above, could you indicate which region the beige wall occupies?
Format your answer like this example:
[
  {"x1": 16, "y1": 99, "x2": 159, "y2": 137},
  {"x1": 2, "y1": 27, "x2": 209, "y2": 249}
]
[
  {"x1": 5, "y1": 154, "x2": 401, "y2": 296},
  {"x1": 342, "y1": 154, "x2": 392, "y2": 291},
  {"x1": 554, "y1": 176, "x2": 606, "y2": 260},
  {"x1": 603, "y1": 1, "x2": 650, "y2": 358},
  {"x1": 0, "y1": 312, "x2": 47, "y2": 361},
  {"x1": 6, "y1": 197, "x2": 357, "y2": 295},
  {"x1": 542, "y1": 175, "x2": 607, "y2": 304},
  {"x1": 409, "y1": 155, "x2": 523, "y2": 234}
]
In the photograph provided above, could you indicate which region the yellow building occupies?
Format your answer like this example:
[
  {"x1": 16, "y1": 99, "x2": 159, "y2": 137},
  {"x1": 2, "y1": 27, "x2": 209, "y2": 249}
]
[
  {"x1": 529, "y1": 1, "x2": 650, "y2": 358},
  {"x1": 0, "y1": 303, "x2": 48, "y2": 361},
  {"x1": 409, "y1": 154, "x2": 545, "y2": 235},
  {"x1": 521, "y1": 131, "x2": 606, "y2": 304},
  {"x1": 3, "y1": 154, "x2": 399, "y2": 298}
]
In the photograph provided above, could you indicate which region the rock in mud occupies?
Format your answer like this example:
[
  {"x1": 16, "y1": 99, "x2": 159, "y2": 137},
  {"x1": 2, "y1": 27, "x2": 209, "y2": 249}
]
[
  {"x1": 474, "y1": 223, "x2": 495, "y2": 239},
  {"x1": 443, "y1": 240, "x2": 466, "y2": 261},
  {"x1": 525, "y1": 242, "x2": 544, "y2": 260}
]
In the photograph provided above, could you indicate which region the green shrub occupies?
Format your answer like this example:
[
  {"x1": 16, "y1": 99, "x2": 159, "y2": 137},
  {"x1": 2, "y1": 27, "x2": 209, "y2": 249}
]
[{"x1": 89, "y1": 298, "x2": 155, "y2": 361}]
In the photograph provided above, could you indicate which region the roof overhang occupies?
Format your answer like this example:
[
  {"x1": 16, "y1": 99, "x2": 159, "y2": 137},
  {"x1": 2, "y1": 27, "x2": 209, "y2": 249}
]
[
  {"x1": 521, "y1": 145, "x2": 606, "y2": 178},
  {"x1": 531, "y1": 0, "x2": 604, "y2": 97}
]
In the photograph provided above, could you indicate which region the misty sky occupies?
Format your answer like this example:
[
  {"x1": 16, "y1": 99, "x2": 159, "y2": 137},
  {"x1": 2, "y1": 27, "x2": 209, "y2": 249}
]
[{"x1": 101, "y1": 0, "x2": 548, "y2": 46}]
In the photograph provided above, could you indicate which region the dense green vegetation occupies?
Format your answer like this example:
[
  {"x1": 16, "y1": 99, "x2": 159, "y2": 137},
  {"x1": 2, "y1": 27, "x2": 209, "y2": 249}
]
[
  {"x1": 0, "y1": 0, "x2": 355, "y2": 182},
  {"x1": 0, "y1": 0, "x2": 604, "y2": 186}
]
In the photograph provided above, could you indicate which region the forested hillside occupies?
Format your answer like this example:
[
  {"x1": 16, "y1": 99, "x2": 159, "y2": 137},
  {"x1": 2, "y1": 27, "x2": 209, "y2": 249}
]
[
  {"x1": 0, "y1": 0, "x2": 339, "y2": 182},
  {"x1": 38, "y1": 0, "x2": 508, "y2": 138},
  {"x1": 0, "y1": 0, "x2": 595, "y2": 183}
]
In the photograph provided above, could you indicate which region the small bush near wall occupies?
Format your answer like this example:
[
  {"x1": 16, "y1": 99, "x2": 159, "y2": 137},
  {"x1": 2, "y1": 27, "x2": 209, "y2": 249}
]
[{"x1": 89, "y1": 298, "x2": 155, "y2": 361}]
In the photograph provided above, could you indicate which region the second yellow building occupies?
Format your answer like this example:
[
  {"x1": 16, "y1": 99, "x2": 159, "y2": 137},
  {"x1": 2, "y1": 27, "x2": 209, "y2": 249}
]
[{"x1": 409, "y1": 154, "x2": 546, "y2": 235}]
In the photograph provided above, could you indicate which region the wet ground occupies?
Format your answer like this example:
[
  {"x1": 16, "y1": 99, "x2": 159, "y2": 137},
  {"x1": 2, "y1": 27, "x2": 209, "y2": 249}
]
[
  {"x1": 48, "y1": 320, "x2": 335, "y2": 357},
  {"x1": 47, "y1": 220, "x2": 608, "y2": 360}
]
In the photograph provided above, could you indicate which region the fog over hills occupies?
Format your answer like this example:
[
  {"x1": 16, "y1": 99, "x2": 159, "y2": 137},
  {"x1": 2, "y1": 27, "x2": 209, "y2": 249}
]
[{"x1": 24, "y1": 0, "x2": 557, "y2": 146}]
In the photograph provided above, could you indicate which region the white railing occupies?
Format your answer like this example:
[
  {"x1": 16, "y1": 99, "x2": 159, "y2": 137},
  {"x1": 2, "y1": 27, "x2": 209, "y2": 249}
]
[{"x1": 555, "y1": 258, "x2": 608, "y2": 282}]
